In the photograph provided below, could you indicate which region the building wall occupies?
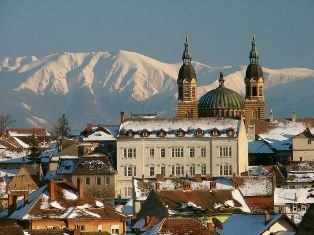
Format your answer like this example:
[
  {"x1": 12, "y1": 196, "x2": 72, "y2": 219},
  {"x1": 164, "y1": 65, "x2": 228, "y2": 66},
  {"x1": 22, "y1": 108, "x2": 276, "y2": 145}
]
[
  {"x1": 292, "y1": 137, "x2": 314, "y2": 161},
  {"x1": 117, "y1": 123, "x2": 248, "y2": 198}
]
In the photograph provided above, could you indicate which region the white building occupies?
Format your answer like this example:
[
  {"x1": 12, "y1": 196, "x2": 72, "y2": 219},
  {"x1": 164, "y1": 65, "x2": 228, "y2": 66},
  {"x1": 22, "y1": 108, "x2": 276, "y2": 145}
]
[{"x1": 116, "y1": 114, "x2": 248, "y2": 198}]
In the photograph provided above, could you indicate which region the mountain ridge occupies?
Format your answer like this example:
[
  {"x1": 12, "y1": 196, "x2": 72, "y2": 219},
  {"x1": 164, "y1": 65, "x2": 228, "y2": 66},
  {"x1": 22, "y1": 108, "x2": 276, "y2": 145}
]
[{"x1": 1, "y1": 50, "x2": 314, "y2": 132}]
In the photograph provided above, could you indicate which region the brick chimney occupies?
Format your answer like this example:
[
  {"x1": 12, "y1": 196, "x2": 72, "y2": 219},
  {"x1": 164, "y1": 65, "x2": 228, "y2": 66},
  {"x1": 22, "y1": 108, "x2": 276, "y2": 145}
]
[
  {"x1": 155, "y1": 182, "x2": 160, "y2": 191},
  {"x1": 8, "y1": 194, "x2": 18, "y2": 215},
  {"x1": 269, "y1": 110, "x2": 274, "y2": 123},
  {"x1": 210, "y1": 181, "x2": 216, "y2": 190},
  {"x1": 183, "y1": 181, "x2": 191, "y2": 190},
  {"x1": 49, "y1": 180, "x2": 56, "y2": 200},
  {"x1": 120, "y1": 111, "x2": 125, "y2": 123},
  {"x1": 24, "y1": 193, "x2": 29, "y2": 205},
  {"x1": 195, "y1": 174, "x2": 202, "y2": 183},
  {"x1": 292, "y1": 112, "x2": 296, "y2": 123},
  {"x1": 77, "y1": 178, "x2": 84, "y2": 199},
  {"x1": 265, "y1": 211, "x2": 270, "y2": 225}
]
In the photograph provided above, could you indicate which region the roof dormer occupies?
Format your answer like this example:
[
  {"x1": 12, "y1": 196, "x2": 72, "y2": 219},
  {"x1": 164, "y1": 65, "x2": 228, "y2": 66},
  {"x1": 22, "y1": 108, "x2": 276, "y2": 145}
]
[
  {"x1": 176, "y1": 128, "x2": 186, "y2": 137},
  {"x1": 157, "y1": 129, "x2": 166, "y2": 137},
  {"x1": 141, "y1": 129, "x2": 150, "y2": 137},
  {"x1": 194, "y1": 128, "x2": 204, "y2": 137},
  {"x1": 211, "y1": 128, "x2": 221, "y2": 137},
  {"x1": 127, "y1": 129, "x2": 135, "y2": 137}
]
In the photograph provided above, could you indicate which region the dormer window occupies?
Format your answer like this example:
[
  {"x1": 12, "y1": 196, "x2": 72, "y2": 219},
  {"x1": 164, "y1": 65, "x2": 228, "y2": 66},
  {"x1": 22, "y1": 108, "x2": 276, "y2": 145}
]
[
  {"x1": 127, "y1": 129, "x2": 135, "y2": 137},
  {"x1": 194, "y1": 128, "x2": 204, "y2": 136},
  {"x1": 211, "y1": 128, "x2": 220, "y2": 136},
  {"x1": 176, "y1": 128, "x2": 185, "y2": 137},
  {"x1": 141, "y1": 129, "x2": 150, "y2": 137},
  {"x1": 226, "y1": 128, "x2": 234, "y2": 137},
  {"x1": 157, "y1": 129, "x2": 166, "y2": 137}
]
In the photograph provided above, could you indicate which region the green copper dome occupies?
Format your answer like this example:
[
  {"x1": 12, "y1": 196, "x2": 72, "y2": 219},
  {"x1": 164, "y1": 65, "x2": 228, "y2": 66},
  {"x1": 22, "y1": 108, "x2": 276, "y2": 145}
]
[{"x1": 199, "y1": 73, "x2": 244, "y2": 111}]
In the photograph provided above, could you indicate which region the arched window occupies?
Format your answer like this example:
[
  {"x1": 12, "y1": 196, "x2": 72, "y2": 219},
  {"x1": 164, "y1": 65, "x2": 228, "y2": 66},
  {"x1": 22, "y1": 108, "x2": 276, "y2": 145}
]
[
  {"x1": 259, "y1": 86, "x2": 263, "y2": 96},
  {"x1": 184, "y1": 86, "x2": 189, "y2": 97},
  {"x1": 252, "y1": 86, "x2": 257, "y2": 96},
  {"x1": 191, "y1": 86, "x2": 196, "y2": 97}
]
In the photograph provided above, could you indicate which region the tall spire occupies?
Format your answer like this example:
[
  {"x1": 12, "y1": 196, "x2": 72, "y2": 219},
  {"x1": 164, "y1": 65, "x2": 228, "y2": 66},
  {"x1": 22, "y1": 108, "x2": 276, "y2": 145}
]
[
  {"x1": 218, "y1": 72, "x2": 225, "y2": 87},
  {"x1": 182, "y1": 34, "x2": 192, "y2": 64},
  {"x1": 249, "y1": 35, "x2": 259, "y2": 64}
]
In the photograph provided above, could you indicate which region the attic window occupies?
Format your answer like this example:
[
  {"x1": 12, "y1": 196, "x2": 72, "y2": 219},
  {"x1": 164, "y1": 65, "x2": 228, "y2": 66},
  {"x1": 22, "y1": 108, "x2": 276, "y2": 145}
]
[
  {"x1": 127, "y1": 129, "x2": 135, "y2": 137},
  {"x1": 141, "y1": 129, "x2": 150, "y2": 137},
  {"x1": 226, "y1": 128, "x2": 234, "y2": 137},
  {"x1": 157, "y1": 130, "x2": 166, "y2": 137},
  {"x1": 194, "y1": 129, "x2": 204, "y2": 136},
  {"x1": 176, "y1": 129, "x2": 185, "y2": 137},
  {"x1": 211, "y1": 128, "x2": 220, "y2": 136},
  {"x1": 308, "y1": 139, "x2": 312, "y2": 144}
]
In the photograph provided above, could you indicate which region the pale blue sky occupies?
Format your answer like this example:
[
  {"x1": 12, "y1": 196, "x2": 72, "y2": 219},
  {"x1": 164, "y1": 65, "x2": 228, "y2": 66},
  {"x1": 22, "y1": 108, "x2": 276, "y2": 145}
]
[{"x1": 0, "y1": 0, "x2": 313, "y2": 68}]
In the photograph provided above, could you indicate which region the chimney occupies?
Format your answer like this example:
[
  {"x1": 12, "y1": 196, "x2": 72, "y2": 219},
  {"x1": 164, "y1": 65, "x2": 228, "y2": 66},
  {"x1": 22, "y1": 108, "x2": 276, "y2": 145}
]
[
  {"x1": 49, "y1": 180, "x2": 55, "y2": 200},
  {"x1": 183, "y1": 181, "x2": 191, "y2": 190},
  {"x1": 155, "y1": 182, "x2": 160, "y2": 191},
  {"x1": 24, "y1": 193, "x2": 29, "y2": 205},
  {"x1": 77, "y1": 178, "x2": 84, "y2": 199},
  {"x1": 300, "y1": 157, "x2": 303, "y2": 162},
  {"x1": 120, "y1": 111, "x2": 125, "y2": 123},
  {"x1": 292, "y1": 112, "x2": 296, "y2": 123},
  {"x1": 8, "y1": 194, "x2": 18, "y2": 215},
  {"x1": 145, "y1": 216, "x2": 151, "y2": 225},
  {"x1": 86, "y1": 123, "x2": 93, "y2": 134},
  {"x1": 269, "y1": 110, "x2": 274, "y2": 123},
  {"x1": 195, "y1": 174, "x2": 202, "y2": 183},
  {"x1": 265, "y1": 211, "x2": 270, "y2": 225},
  {"x1": 210, "y1": 181, "x2": 216, "y2": 190}
]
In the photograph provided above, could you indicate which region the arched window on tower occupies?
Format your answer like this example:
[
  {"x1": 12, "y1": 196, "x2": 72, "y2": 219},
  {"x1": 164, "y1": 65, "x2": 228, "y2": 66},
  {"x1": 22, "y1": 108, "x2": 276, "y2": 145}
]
[
  {"x1": 184, "y1": 86, "x2": 189, "y2": 97},
  {"x1": 191, "y1": 86, "x2": 196, "y2": 97},
  {"x1": 252, "y1": 86, "x2": 257, "y2": 96},
  {"x1": 259, "y1": 86, "x2": 263, "y2": 96},
  {"x1": 178, "y1": 86, "x2": 183, "y2": 99}
]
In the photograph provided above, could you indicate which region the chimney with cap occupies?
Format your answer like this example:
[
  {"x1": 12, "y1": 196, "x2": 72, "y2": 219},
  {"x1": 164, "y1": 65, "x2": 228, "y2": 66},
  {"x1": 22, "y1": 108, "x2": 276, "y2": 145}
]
[
  {"x1": 49, "y1": 180, "x2": 56, "y2": 200},
  {"x1": 265, "y1": 211, "x2": 270, "y2": 225},
  {"x1": 77, "y1": 178, "x2": 84, "y2": 199},
  {"x1": 292, "y1": 111, "x2": 296, "y2": 123},
  {"x1": 8, "y1": 194, "x2": 18, "y2": 215}
]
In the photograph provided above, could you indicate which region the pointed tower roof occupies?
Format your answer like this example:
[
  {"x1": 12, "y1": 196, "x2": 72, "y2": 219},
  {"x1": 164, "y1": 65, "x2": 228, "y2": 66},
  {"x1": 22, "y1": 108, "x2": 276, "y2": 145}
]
[
  {"x1": 182, "y1": 34, "x2": 192, "y2": 64},
  {"x1": 218, "y1": 72, "x2": 225, "y2": 87},
  {"x1": 178, "y1": 35, "x2": 196, "y2": 81},
  {"x1": 249, "y1": 35, "x2": 259, "y2": 64}
]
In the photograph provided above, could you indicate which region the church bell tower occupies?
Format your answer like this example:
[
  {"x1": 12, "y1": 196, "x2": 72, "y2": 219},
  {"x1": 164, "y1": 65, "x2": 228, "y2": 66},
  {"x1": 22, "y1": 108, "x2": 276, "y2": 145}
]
[
  {"x1": 177, "y1": 35, "x2": 198, "y2": 118},
  {"x1": 244, "y1": 35, "x2": 265, "y2": 125}
]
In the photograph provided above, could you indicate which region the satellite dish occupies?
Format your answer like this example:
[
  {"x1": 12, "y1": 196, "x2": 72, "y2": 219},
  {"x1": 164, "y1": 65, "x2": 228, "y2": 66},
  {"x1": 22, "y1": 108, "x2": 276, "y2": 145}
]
[{"x1": 212, "y1": 217, "x2": 223, "y2": 230}]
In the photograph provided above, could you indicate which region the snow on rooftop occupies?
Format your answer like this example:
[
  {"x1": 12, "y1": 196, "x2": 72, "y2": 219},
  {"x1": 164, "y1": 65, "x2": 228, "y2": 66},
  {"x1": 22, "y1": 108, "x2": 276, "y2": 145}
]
[
  {"x1": 82, "y1": 130, "x2": 116, "y2": 141},
  {"x1": 50, "y1": 201, "x2": 65, "y2": 210},
  {"x1": 238, "y1": 177, "x2": 273, "y2": 196},
  {"x1": 231, "y1": 189, "x2": 251, "y2": 213},
  {"x1": 274, "y1": 188, "x2": 314, "y2": 204},
  {"x1": 13, "y1": 137, "x2": 29, "y2": 149},
  {"x1": 62, "y1": 188, "x2": 78, "y2": 200},
  {"x1": 215, "y1": 177, "x2": 234, "y2": 189},
  {"x1": 119, "y1": 117, "x2": 240, "y2": 138},
  {"x1": 259, "y1": 121, "x2": 308, "y2": 151}
]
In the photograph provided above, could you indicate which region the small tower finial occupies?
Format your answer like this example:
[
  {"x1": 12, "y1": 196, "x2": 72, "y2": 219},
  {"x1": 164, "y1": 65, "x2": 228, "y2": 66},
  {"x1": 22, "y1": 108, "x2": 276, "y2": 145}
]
[
  {"x1": 182, "y1": 34, "x2": 192, "y2": 64},
  {"x1": 218, "y1": 72, "x2": 225, "y2": 87},
  {"x1": 249, "y1": 34, "x2": 259, "y2": 64}
]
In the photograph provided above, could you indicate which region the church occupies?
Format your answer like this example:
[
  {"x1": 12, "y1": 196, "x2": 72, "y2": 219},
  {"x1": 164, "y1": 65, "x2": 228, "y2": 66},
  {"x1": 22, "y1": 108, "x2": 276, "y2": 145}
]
[{"x1": 177, "y1": 35, "x2": 265, "y2": 126}]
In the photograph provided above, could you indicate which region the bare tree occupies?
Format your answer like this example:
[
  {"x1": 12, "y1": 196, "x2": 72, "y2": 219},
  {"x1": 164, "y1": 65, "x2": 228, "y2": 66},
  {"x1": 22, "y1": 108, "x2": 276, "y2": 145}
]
[
  {"x1": 52, "y1": 114, "x2": 71, "y2": 138},
  {"x1": 0, "y1": 113, "x2": 15, "y2": 136}
]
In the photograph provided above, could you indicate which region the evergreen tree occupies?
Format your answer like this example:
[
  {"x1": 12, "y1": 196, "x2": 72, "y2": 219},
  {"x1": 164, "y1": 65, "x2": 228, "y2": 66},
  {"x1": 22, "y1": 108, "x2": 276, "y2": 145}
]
[
  {"x1": 28, "y1": 132, "x2": 41, "y2": 162},
  {"x1": 53, "y1": 114, "x2": 71, "y2": 138}
]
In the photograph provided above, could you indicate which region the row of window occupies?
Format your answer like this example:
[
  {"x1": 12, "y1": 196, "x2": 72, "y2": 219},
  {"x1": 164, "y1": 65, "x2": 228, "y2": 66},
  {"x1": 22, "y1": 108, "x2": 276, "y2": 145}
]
[
  {"x1": 124, "y1": 147, "x2": 207, "y2": 159},
  {"x1": 219, "y1": 147, "x2": 232, "y2": 157},
  {"x1": 82, "y1": 176, "x2": 111, "y2": 185},
  {"x1": 124, "y1": 165, "x2": 208, "y2": 177}
]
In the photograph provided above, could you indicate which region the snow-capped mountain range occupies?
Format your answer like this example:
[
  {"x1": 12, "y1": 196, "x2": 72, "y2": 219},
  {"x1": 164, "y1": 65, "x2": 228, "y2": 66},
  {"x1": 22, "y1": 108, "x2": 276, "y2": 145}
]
[{"x1": 0, "y1": 50, "x2": 314, "y2": 132}]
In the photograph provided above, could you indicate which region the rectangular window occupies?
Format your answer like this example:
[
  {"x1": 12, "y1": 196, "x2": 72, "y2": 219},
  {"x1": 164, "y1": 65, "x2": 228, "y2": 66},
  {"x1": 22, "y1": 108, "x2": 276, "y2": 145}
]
[
  {"x1": 149, "y1": 148, "x2": 154, "y2": 158},
  {"x1": 161, "y1": 166, "x2": 166, "y2": 176},
  {"x1": 111, "y1": 228, "x2": 119, "y2": 235},
  {"x1": 149, "y1": 166, "x2": 154, "y2": 177},
  {"x1": 224, "y1": 165, "x2": 229, "y2": 175},
  {"x1": 124, "y1": 166, "x2": 136, "y2": 176},
  {"x1": 172, "y1": 148, "x2": 183, "y2": 157},
  {"x1": 308, "y1": 139, "x2": 312, "y2": 144},
  {"x1": 190, "y1": 147, "x2": 195, "y2": 157},
  {"x1": 219, "y1": 147, "x2": 223, "y2": 157},
  {"x1": 85, "y1": 177, "x2": 90, "y2": 185},
  {"x1": 190, "y1": 165, "x2": 195, "y2": 176},
  {"x1": 229, "y1": 147, "x2": 232, "y2": 157},
  {"x1": 96, "y1": 177, "x2": 101, "y2": 185},
  {"x1": 172, "y1": 165, "x2": 184, "y2": 176},
  {"x1": 229, "y1": 165, "x2": 232, "y2": 175},
  {"x1": 220, "y1": 165, "x2": 223, "y2": 175},
  {"x1": 201, "y1": 147, "x2": 206, "y2": 158},
  {"x1": 160, "y1": 148, "x2": 165, "y2": 158},
  {"x1": 201, "y1": 165, "x2": 206, "y2": 175},
  {"x1": 124, "y1": 148, "x2": 136, "y2": 158},
  {"x1": 105, "y1": 176, "x2": 110, "y2": 185},
  {"x1": 124, "y1": 187, "x2": 132, "y2": 198},
  {"x1": 75, "y1": 225, "x2": 85, "y2": 231}
]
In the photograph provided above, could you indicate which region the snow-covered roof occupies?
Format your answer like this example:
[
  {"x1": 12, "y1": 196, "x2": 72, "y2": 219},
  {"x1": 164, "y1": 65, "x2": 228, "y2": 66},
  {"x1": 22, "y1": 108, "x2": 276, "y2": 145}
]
[
  {"x1": 82, "y1": 130, "x2": 116, "y2": 141},
  {"x1": 274, "y1": 188, "x2": 314, "y2": 204},
  {"x1": 237, "y1": 176, "x2": 273, "y2": 196},
  {"x1": 220, "y1": 214, "x2": 287, "y2": 235},
  {"x1": 119, "y1": 117, "x2": 240, "y2": 138},
  {"x1": 248, "y1": 140, "x2": 274, "y2": 154},
  {"x1": 258, "y1": 121, "x2": 310, "y2": 151}
]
